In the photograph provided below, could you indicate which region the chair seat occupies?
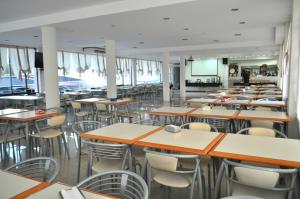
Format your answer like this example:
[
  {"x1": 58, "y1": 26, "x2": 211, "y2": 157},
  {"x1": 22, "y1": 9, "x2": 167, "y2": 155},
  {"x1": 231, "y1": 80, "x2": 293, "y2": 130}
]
[
  {"x1": 76, "y1": 111, "x2": 89, "y2": 117},
  {"x1": 92, "y1": 159, "x2": 124, "y2": 173},
  {"x1": 153, "y1": 171, "x2": 192, "y2": 188},
  {"x1": 97, "y1": 114, "x2": 113, "y2": 119},
  {"x1": 232, "y1": 183, "x2": 286, "y2": 199},
  {"x1": 179, "y1": 155, "x2": 210, "y2": 170},
  {"x1": 32, "y1": 129, "x2": 63, "y2": 139}
]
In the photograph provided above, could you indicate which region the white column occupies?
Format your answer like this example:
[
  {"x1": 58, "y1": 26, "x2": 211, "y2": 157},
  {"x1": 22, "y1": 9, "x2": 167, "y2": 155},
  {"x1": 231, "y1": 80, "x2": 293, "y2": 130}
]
[
  {"x1": 288, "y1": 0, "x2": 300, "y2": 138},
  {"x1": 105, "y1": 40, "x2": 117, "y2": 98},
  {"x1": 162, "y1": 51, "x2": 170, "y2": 102},
  {"x1": 41, "y1": 26, "x2": 60, "y2": 109},
  {"x1": 132, "y1": 59, "x2": 137, "y2": 86},
  {"x1": 179, "y1": 56, "x2": 186, "y2": 99}
]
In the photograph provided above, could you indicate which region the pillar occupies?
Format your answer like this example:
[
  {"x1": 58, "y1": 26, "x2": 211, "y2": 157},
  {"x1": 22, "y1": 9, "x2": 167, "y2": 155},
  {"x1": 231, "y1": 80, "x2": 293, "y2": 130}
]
[
  {"x1": 162, "y1": 51, "x2": 170, "y2": 102},
  {"x1": 179, "y1": 56, "x2": 186, "y2": 99},
  {"x1": 41, "y1": 26, "x2": 60, "y2": 109},
  {"x1": 105, "y1": 40, "x2": 117, "y2": 98},
  {"x1": 288, "y1": 0, "x2": 300, "y2": 138}
]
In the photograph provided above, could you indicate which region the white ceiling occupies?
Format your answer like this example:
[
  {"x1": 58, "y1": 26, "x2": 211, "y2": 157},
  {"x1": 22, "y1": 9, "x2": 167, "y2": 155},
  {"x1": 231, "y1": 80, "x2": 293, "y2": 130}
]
[{"x1": 0, "y1": 0, "x2": 292, "y2": 60}]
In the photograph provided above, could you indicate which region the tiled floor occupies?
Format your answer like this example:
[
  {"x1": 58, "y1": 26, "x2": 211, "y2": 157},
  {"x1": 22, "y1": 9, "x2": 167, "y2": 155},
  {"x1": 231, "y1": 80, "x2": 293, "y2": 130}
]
[{"x1": 0, "y1": 90, "x2": 223, "y2": 199}]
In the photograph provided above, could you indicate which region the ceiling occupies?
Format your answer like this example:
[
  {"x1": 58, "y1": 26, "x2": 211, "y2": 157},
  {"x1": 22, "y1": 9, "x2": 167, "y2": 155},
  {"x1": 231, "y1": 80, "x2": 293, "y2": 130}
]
[{"x1": 0, "y1": 0, "x2": 292, "y2": 60}]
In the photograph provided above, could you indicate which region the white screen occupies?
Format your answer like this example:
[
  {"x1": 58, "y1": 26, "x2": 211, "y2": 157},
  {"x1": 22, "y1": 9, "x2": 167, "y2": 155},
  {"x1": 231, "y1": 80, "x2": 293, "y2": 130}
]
[{"x1": 191, "y1": 59, "x2": 218, "y2": 76}]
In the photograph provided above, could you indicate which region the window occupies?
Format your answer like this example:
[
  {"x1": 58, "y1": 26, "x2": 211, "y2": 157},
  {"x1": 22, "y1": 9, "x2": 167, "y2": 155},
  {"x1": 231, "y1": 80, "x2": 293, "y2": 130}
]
[
  {"x1": 0, "y1": 47, "x2": 35, "y2": 95},
  {"x1": 116, "y1": 57, "x2": 133, "y2": 86},
  {"x1": 136, "y1": 59, "x2": 162, "y2": 84}
]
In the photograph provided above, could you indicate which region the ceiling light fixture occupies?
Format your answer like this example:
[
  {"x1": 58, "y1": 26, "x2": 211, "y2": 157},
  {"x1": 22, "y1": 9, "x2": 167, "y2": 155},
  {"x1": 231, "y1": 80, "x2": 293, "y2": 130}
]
[
  {"x1": 231, "y1": 8, "x2": 239, "y2": 11},
  {"x1": 234, "y1": 33, "x2": 242, "y2": 36},
  {"x1": 138, "y1": 33, "x2": 143, "y2": 36},
  {"x1": 182, "y1": 38, "x2": 189, "y2": 41},
  {"x1": 213, "y1": 40, "x2": 219, "y2": 42},
  {"x1": 163, "y1": 17, "x2": 170, "y2": 20},
  {"x1": 139, "y1": 42, "x2": 144, "y2": 44},
  {"x1": 239, "y1": 21, "x2": 246, "y2": 24},
  {"x1": 4, "y1": 39, "x2": 9, "y2": 42},
  {"x1": 183, "y1": 28, "x2": 189, "y2": 31},
  {"x1": 111, "y1": 24, "x2": 116, "y2": 28},
  {"x1": 132, "y1": 46, "x2": 137, "y2": 49},
  {"x1": 33, "y1": 35, "x2": 39, "y2": 38}
]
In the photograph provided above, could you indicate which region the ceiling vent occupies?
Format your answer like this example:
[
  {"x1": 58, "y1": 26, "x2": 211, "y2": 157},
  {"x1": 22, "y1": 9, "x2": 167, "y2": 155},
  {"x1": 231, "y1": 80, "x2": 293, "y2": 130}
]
[{"x1": 82, "y1": 47, "x2": 105, "y2": 54}]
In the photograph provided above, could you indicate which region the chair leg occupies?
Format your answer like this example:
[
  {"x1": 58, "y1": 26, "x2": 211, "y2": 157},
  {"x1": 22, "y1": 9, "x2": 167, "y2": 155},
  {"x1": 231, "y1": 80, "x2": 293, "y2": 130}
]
[
  {"x1": 61, "y1": 134, "x2": 70, "y2": 159},
  {"x1": 57, "y1": 136, "x2": 62, "y2": 155}
]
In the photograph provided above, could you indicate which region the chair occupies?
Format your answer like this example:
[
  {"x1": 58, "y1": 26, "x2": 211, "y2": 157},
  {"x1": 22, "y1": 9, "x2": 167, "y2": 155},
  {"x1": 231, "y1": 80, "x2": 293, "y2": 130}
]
[
  {"x1": 142, "y1": 148, "x2": 205, "y2": 199},
  {"x1": 221, "y1": 196, "x2": 263, "y2": 199},
  {"x1": 5, "y1": 157, "x2": 60, "y2": 183},
  {"x1": 77, "y1": 170, "x2": 148, "y2": 199},
  {"x1": 71, "y1": 102, "x2": 89, "y2": 121},
  {"x1": 254, "y1": 107, "x2": 273, "y2": 111},
  {"x1": 94, "y1": 102, "x2": 113, "y2": 125},
  {"x1": 117, "y1": 101, "x2": 142, "y2": 123},
  {"x1": 72, "y1": 121, "x2": 102, "y2": 182},
  {"x1": 251, "y1": 120, "x2": 274, "y2": 129},
  {"x1": 214, "y1": 159, "x2": 298, "y2": 199},
  {"x1": 180, "y1": 122, "x2": 218, "y2": 132},
  {"x1": 83, "y1": 140, "x2": 131, "y2": 177},
  {"x1": 208, "y1": 106, "x2": 231, "y2": 133},
  {"x1": 33, "y1": 115, "x2": 70, "y2": 159},
  {"x1": 237, "y1": 127, "x2": 287, "y2": 138}
]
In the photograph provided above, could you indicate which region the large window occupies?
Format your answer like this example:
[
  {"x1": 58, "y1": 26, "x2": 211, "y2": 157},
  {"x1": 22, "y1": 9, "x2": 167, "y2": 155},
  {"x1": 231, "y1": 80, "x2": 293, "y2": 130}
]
[
  {"x1": 0, "y1": 47, "x2": 35, "y2": 95},
  {"x1": 136, "y1": 59, "x2": 162, "y2": 84}
]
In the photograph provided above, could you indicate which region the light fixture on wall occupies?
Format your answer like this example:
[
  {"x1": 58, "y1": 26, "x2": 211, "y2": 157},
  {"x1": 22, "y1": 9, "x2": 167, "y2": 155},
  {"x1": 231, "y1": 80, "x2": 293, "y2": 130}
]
[{"x1": 185, "y1": 56, "x2": 194, "y2": 66}]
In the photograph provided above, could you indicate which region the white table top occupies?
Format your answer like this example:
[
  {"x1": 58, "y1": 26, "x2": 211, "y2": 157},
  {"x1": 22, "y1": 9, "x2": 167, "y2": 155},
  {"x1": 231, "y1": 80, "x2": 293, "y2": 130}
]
[
  {"x1": 75, "y1": 98, "x2": 106, "y2": 103},
  {"x1": 80, "y1": 123, "x2": 162, "y2": 144},
  {"x1": 0, "y1": 170, "x2": 46, "y2": 198},
  {"x1": 236, "y1": 110, "x2": 289, "y2": 122},
  {"x1": 186, "y1": 98, "x2": 217, "y2": 103},
  {"x1": 136, "y1": 129, "x2": 224, "y2": 155},
  {"x1": 210, "y1": 134, "x2": 300, "y2": 168},
  {"x1": 27, "y1": 182, "x2": 112, "y2": 199},
  {"x1": 97, "y1": 98, "x2": 132, "y2": 105},
  {"x1": 188, "y1": 109, "x2": 238, "y2": 119},
  {"x1": 148, "y1": 106, "x2": 195, "y2": 116},
  {"x1": 211, "y1": 99, "x2": 250, "y2": 105},
  {"x1": 248, "y1": 100, "x2": 286, "y2": 106},
  {"x1": 0, "y1": 108, "x2": 28, "y2": 116},
  {"x1": 0, "y1": 95, "x2": 43, "y2": 100}
]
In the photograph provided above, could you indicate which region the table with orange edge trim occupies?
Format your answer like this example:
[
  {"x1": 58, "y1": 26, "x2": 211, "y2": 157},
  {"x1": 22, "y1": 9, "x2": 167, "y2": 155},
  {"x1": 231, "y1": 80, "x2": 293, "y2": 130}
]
[
  {"x1": 26, "y1": 182, "x2": 116, "y2": 199},
  {"x1": 0, "y1": 169, "x2": 49, "y2": 199},
  {"x1": 209, "y1": 133, "x2": 300, "y2": 168},
  {"x1": 0, "y1": 110, "x2": 62, "y2": 157},
  {"x1": 78, "y1": 123, "x2": 163, "y2": 182},
  {"x1": 147, "y1": 106, "x2": 196, "y2": 124},
  {"x1": 236, "y1": 110, "x2": 290, "y2": 122},
  {"x1": 135, "y1": 128, "x2": 225, "y2": 156}
]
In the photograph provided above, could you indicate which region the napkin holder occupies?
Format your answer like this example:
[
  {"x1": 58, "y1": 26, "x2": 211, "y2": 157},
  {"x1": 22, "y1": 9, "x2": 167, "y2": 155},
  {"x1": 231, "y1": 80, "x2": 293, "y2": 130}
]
[
  {"x1": 165, "y1": 125, "x2": 181, "y2": 133},
  {"x1": 59, "y1": 187, "x2": 85, "y2": 199}
]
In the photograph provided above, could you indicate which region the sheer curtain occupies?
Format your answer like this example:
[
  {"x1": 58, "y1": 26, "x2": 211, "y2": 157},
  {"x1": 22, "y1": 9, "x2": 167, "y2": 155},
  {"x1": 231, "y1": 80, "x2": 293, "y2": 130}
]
[{"x1": 137, "y1": 59, "x2": 161, "y2": 84}]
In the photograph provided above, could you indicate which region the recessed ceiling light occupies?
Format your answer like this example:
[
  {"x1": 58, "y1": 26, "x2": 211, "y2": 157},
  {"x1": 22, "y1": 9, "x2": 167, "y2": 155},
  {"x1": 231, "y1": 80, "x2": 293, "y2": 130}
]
[
  {"x1": 138, "y1": 33, "x2": 143, "y2": 36},
  {"x1": 111, "y1": 24, "x2": 116, "y2": 28},
  {"x1": 183, "y1": 28, "x2": 189, "y2": 31},
  {"x1": 182, "y1": 38, "x2": 188, "y2": 41},
  {"x1": 234, "y1": 33, "x2": 242, "y2": 36},
  {"x1": 132, "y1": 46, "x2": 137, "y2": 49},
  {"x1": 139, "y1": 42, "x2": 144, "y2": 44},
  {"x1": 231, "y1": 8, "x2": 239, "y2": 11},
  {"x1": 33, "y1": 35, "x2": 39, "y2": 38},
  {"x1": 163, "y1": 17, "x2": 170, "y2": 20},
  {"x1": 4, "y1": 39, "x2": 9, "y2": 42},
  {"x1": 239, "y1": 21, "x2": 246, "y2": 24},
  {"x1": 213, "y1": 40, "x2": 219, "y2": 42}
]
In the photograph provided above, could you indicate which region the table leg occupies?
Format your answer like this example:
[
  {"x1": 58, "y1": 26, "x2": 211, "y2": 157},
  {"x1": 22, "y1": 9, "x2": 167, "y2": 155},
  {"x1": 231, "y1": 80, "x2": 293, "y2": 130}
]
[
  {"x1": 25, "y1": 123, "x2": 30, "y2": 158},
  {"x1": 77, "y1": 136, "x2": 82, "y2": 183}
]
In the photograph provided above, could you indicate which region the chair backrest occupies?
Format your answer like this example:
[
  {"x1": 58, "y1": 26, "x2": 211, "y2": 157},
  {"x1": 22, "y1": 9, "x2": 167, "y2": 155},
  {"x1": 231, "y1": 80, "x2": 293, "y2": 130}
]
[
  {"x1": 95, "y1": 102, "x2": 107, "y2": 111},
  {"x1": 221, "y1": 159, "x2": 297, "y2": 198},
  {"x1": 181, "y1": 122, "x2": 218, "y2": 132},
  {"x1": 251, "y1": 120, "x2": 274, "y2": 129},
  {"x1": 71, "y1": 102, "x2": 81, "y2": 109},
  {"x1": 72, "y1": 121, "x2": 102, "y2": 136},
  {"x1": 190, "y1": 103, "x2": 202, "y2": 108},
  {"x1": 83, "y1": 140, "x2": 130, "y2": 173},
  {"x1": 5, "y1": 157, "x2": 60, "y2": 183},
  {"x1": 255, "y1": 107, "x2": 272, "y2": 111},
  {"x1": 144, "y1": 148, "x2": 199, "y2": 174},
  {"x1": 77, "y1": 170, "x2": 148, "y2": 199},
  {"x1": 237, "y1": 127, "x2": 287, "y2": 138},
  {"x1": 47, "y1": 115, "x2": 66, "y2": 127}
]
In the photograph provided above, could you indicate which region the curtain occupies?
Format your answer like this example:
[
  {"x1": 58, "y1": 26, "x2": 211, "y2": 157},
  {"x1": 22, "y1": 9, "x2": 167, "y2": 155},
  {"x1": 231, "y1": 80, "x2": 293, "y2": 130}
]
[{"x1": 0, "y1": 49, "x2": 3, "y2": 77}]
